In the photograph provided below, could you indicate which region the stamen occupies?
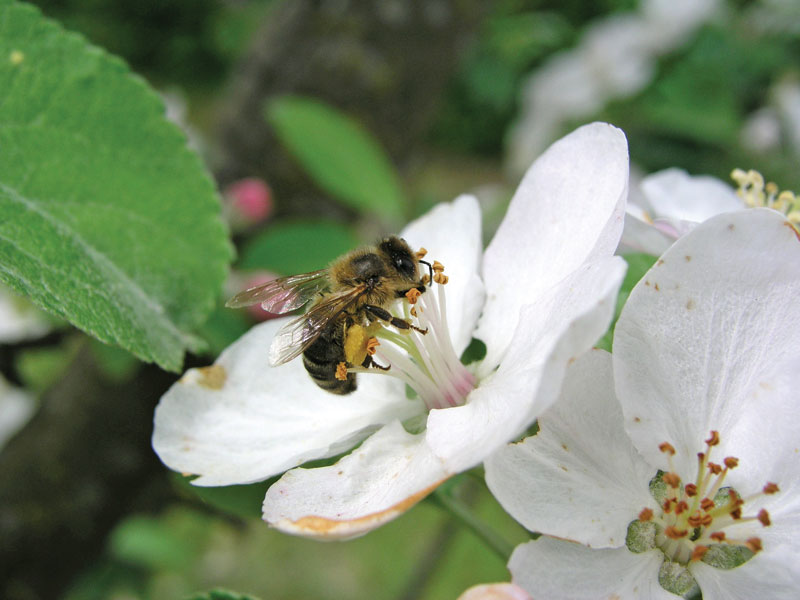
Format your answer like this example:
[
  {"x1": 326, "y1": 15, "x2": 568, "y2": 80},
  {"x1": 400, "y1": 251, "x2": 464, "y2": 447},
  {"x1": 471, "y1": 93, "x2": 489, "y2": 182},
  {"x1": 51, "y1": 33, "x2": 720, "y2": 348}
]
[
  {"x1": 632, "y1": 430, "x2": 780, "y2": 571},
  {"x1": 405, "y1": 288, "x2": 422, "y2": 304},
  {"x1": 415, "y1": 247, "x2": 428, "y2": 259},
  {"x1": 665, "y1": 526, "x2": 689, "y2": 539},
  {"x1": 358, "y1": 260, "x2": 476, "y2": 412},
  {"x1": 757, "y1": 509, "x2": 771, "y2": 527},
  {"x1": 660, "y1": 442, "x2": 676, "y2": 455},
  {"x1": 731, "y1": 168, "x2": 800, "y2": 227},
  {"x1": 745, "y1": 538, "x2": 763, "y2": 553},
  {"x1": 365, "y1": 337, "x2": 379, "y2": 356},
  {"x1": 663, "y1": 472, "x2": 681, "y2": 489},
  {"x1": 690, "y1": 546, "x2": 709, "y2": 562}
]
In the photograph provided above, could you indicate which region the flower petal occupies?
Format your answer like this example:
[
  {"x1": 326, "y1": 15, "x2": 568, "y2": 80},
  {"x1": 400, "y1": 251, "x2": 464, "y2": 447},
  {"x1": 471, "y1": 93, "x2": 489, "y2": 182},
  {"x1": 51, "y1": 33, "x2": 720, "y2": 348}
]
[
  {"x1": 485, "y1": 350, "x2": 655, "y2": 548},
  {"x1": 691, "y1": 549, "x2": 799, "y2": 600},
  {"x1": 457, "y1": 583, "x2": 532, "y2": 600},
  {"x1": 401, "y1": 194, "x2": 484, "y2": 356},
  {"x1": 641, "y1": 168, "x2": 742, "y2": 224},
  {"x1": 427, "y1": 255, "x2": 626, "y2": 473},
  {"x1": 262, "y1": 421, "x2": 449, "y2": 539},
  {"x1": 614, "y1": 209, "x2": 800, "y2": 477},
  {"x1": 509, "y1": 538, "x2": 675, "y2": 600},
  {"x1": 477, "y1": 122, "x2": 628, "y2": 370},
  {"x1": 153, "y1": 319, "x2": 421, "y2": 486}
]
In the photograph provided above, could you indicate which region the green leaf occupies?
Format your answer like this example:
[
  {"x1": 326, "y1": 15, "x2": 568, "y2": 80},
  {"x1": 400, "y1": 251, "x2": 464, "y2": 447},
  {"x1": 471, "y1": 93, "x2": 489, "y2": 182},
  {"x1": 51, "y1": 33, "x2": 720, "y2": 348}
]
[
  {"x1": 0, "y1": 1, "x2": 232, "y2": 372},
  {"x1": 266, "y1": 96, "x2": 406, "y2": 222},
  {"x1": 238, "y1": 220, "x2": 360, "y2": 275},
  {"x1": 173, "y1": 473, "x2": 271, "y2": 520},
  {"x1": 187, "y1": 590, "x2": 261, "y2": 600}
]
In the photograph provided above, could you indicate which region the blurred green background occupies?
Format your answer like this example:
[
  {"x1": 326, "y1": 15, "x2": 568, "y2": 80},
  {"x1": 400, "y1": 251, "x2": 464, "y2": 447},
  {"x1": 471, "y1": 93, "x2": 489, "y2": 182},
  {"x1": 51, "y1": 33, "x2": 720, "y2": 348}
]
[{"x1": 2, "y1": 0, "x2": 799, "y2": 598}]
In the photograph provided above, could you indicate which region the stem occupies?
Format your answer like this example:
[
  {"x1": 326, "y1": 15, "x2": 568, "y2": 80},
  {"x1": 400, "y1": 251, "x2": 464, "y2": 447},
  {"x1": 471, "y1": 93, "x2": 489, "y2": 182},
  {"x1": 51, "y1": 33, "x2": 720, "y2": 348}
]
[{"x1": 431, "y1": 484, "x2": 514, "y2": 562}]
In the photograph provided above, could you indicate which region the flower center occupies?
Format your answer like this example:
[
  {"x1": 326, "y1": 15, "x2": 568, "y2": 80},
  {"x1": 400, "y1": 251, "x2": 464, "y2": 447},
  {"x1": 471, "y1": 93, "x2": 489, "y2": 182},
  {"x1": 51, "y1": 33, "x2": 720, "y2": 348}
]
[
  {"x1": 731, "y1": 168, "x2": 800, "y2": 227},
  {"x1": 627, "y1": 430, "x2": 779, "y2": 594},
  {"x1": 346, "y1": 260, "x2": 476, "y2": 412}
]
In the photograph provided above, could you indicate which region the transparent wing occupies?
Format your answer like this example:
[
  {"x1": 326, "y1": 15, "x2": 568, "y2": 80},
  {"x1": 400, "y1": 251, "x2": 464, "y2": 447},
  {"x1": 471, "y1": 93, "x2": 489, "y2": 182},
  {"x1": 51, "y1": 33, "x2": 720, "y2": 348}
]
[
  {"x1": 225, "y1": 269, "x2": 330, "y2": 313},
  {"x1": 268, "y1": 285, "x2": 366, "y2": 366}
]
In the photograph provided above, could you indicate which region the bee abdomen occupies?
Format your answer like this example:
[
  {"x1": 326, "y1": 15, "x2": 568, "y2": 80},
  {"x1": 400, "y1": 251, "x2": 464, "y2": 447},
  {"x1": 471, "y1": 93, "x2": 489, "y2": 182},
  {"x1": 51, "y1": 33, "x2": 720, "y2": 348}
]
[{"x1": 303, "y1": 334, "x2": 357, "y2": 395}]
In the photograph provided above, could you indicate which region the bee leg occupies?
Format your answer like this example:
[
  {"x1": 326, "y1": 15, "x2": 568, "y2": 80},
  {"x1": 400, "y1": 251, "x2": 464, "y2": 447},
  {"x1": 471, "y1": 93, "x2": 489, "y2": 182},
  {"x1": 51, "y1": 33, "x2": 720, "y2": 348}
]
[
  {"x1": 364, "y1": 305, "x2": 427, "y2": 334},
  {"x1": 361, "y1": 354, "x2": 390, "y2": 371}
]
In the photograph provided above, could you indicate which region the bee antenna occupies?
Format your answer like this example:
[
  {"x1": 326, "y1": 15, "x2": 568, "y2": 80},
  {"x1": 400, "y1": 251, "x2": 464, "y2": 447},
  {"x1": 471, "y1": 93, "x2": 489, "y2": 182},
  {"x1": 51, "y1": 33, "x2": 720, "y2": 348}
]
[{"x1": 419, "y1": 259, "x2": 433, "y2": 283}]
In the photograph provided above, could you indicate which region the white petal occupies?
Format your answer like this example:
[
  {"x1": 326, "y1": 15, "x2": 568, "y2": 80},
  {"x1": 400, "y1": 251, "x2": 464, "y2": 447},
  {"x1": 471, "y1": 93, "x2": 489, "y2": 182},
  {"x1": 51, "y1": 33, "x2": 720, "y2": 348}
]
[
  {"x1": 457, "y1": 583, "x2": 532, "y2": 600},
  {"x1": 262, "y1": 421, "x2": 449, "y2": 539},
  {"x1": 509, "y1": 538, "x2": 675, "y2": 600},
  {"x1": 614, "y1": 209, "x2": 800, "y2": 477},
  {"x1": 401, "y1": 194, "x2": 485, "y2": 355},
  {"x1": 485, "y1": 351, "x2": 655, "y2": 548},
  {"x1": 619, "y1": 210, "x2": 674, "y2": 255},
  {"x1": 478, "y1": 123, "x2": 629, "y2": 371},
  {"x1": 428, "y1": 256, "x2": 626, "y2": 473},
  {"x1": 641, "y1": 168, "x2": 742, "y2": 223},
  {"x1": 153, "y1": 319, "x2": 421, "y2": 486},
  {"x1": 691, "y1": 549, "x2": 799, "y2": 600}
]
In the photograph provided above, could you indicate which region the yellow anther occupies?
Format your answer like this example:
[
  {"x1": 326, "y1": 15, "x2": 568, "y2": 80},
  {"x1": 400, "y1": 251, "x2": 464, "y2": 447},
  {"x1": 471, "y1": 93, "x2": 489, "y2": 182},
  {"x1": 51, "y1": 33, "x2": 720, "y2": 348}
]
[
  {"x1": 757, "y1": 509, "x2": 771, "y2": 527},
  {"x1": 705, "y1": 431, "x2": 720, "y2": 446},
  {"x1": 433, "y1": 272, "x2": 449, "y2": 285},
  {"x1": 691, "y1": 546, "x2": 709, "y2": 562},
  {"x1": 432, "y1": 260, "x2": 445, "y2": 273},
  {"x1": 365, "y1": 336, "x2": 379, "y2": 356},
  {"x1": 659, "y1": 442, "x2": 676, "y2": 455},
  {"x1": 745, "y1": 538, "x2": 763, "y2": 553},
  {"x1": 405, "y1": 287, "x2": 422, "y2": 304},
  {"x1": 415, "y1": 247, "x2": 428, "y2": 259},
  {"x1": 335, "y1": 362, "x2": 348, "y2": 381}
]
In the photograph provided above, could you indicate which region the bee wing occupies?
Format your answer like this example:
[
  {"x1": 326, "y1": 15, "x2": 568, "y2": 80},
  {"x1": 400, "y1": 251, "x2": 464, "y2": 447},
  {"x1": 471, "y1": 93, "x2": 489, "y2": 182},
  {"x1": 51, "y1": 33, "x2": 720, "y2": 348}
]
[
  {"x1": 268, "y1": 285, "x2": 367, "y2": 366},
  {"x1": 225, "y1": 269, "x2": 330, "y2": 313}
]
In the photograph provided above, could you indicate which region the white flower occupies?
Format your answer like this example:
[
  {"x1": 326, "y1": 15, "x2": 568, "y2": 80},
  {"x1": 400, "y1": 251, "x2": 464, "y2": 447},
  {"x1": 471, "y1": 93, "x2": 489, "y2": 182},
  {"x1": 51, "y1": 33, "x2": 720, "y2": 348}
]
[
  {"x1": 0, "y1": 374, "x2": 36, "y2": 452},
  {"x1": 486, "y1": 209, "x2": 800, "y2": 598},
  {"x1": 457, "y1": 583, "x2": 532, "y2": 600},
  {"x1": 152, "y1": 123, "x2": 629, "y2": 539},
  {"x1": 622, "y1": 168, "x2": 742, "y2": 255},
  {"x1": 0, "y1": 285, "x2": 52, "y2": 343},
  {"x1": 508, "y1": 0, "x2": 720, "y2": 176}
]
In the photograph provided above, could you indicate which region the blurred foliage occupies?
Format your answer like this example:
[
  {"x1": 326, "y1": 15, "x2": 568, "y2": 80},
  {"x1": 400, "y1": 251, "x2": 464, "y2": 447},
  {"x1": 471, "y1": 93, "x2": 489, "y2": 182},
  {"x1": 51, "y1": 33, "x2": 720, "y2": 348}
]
[
  {"x1": 66, "y1": 476, "x2": 527, "y2": 600},
  {"x1": 0, "y1": 1, "x2": 232, "y2": 371},
  {"x1": 239, "y1": 220, "x2": 360, "y2": 275},
  {"x1": 266, "y1": 97, "x2": 407, "y2": 225},
  {"x1": 27, "y1": 0, "x2": 273, "y2": 88},
  {"x1": 6, "y1": 0, "x2": 800, "y2": 598}
]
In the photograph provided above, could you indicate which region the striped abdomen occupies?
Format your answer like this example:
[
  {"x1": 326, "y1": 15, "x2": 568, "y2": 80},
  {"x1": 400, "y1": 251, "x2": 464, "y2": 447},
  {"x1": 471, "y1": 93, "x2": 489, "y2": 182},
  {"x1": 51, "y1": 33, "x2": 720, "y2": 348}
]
[{"x1": 302, "y1": 320, "x2": 356, "y2": 394}]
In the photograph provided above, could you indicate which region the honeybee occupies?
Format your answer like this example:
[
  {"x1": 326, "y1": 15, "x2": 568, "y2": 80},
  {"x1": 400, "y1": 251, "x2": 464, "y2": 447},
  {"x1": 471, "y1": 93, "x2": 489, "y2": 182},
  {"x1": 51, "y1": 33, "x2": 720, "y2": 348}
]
[{"x1": 226, "y1": 236, "x2": 432, "y2": 394}]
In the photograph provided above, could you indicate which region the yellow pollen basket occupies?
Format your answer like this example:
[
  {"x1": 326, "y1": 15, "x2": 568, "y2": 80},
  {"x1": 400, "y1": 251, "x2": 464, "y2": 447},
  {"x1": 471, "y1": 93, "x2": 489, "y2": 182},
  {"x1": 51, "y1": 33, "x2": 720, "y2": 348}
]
[{"x1": 343, "y1": 322, "x2": 382, "y2": 367}]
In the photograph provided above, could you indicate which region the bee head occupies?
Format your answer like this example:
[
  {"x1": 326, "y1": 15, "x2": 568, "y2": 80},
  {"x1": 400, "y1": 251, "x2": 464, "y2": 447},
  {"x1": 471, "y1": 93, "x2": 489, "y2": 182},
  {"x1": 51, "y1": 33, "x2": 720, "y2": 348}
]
[{"x1": 379, "y1": 236, "x2": 418, "y2": 281}]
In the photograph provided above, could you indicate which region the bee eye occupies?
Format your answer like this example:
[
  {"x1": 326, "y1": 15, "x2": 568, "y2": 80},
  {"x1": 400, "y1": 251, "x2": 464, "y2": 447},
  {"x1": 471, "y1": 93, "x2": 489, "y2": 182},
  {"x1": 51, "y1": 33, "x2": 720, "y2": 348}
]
[{"x1": 394, "y1": 255, "x2": 415, "y2": 277}]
